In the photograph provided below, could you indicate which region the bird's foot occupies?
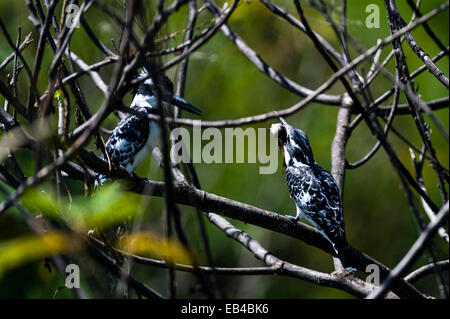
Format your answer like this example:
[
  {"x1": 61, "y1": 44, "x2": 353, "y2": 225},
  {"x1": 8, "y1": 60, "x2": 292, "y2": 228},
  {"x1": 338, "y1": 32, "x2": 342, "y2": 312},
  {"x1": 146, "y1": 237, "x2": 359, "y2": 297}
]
[
  {"x1": 345, "y1": 266, "x2": 356, "y2": 273},
  {"x1": 344, "y1": 267, "x2": 357, "y2": 274},
  {"x1": 332, "y1": 267, "x2": 356, "y2": 277},
  {"x1": 287, "y1": 215, "x2": 300, "y2": 224},
  {"x1": 130, "y1": 172, "x2": 149, "y2": 184}
]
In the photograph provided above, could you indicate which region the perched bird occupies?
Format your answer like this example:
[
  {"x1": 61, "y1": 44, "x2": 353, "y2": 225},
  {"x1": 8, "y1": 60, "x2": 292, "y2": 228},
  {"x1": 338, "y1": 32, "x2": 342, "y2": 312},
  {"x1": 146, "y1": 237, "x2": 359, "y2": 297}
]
[
  {"x1": 95, "y1": 70, "x2": 201, "y2": 187},
  {"x1": 270, "y1": 117, "x2": 354, "y2": 271}
]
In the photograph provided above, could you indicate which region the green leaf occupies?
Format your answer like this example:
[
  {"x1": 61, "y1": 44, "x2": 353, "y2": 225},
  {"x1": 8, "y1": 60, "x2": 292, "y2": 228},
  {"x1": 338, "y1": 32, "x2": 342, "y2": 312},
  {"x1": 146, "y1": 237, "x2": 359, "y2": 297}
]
[
  {"x1": 53, "y1": 89, "x2": 63, "y2": 100},
  {"x1": 21, "y1": 187, "x2": 61, "y2": 219}
]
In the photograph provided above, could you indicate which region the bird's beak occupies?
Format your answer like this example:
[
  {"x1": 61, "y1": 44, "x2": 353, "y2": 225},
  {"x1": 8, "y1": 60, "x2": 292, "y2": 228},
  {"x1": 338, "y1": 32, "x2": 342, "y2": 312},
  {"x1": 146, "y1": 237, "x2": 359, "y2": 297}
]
[
  {"x1": 170, "y1": 94, "x2": 202, "y2": 115},
  {"x1": 277, "y1": 117, "x2": 293, "y2": 143},
  {"x1": 278, "y1": 116, "x2": 289, "y2": 126}
]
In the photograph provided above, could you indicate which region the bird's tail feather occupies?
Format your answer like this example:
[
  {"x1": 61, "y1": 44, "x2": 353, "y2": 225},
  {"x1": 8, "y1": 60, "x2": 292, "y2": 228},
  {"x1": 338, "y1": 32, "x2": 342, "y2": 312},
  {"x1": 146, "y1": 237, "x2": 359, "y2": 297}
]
[{"x1": 334, "y1": 241, "x2": 355, "y2": 272}]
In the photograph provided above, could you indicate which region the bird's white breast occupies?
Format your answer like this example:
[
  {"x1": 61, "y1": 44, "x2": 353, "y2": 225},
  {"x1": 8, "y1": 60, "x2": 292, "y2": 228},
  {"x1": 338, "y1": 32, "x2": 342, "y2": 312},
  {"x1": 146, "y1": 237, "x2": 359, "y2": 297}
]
[{"x1": 132, "y1": 121, "x2": 160, "y2": 170}]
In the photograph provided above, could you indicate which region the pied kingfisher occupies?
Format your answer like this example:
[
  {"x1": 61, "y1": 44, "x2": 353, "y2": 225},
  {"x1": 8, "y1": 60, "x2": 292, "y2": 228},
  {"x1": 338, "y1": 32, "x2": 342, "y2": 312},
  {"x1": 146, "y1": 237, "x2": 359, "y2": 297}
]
[
  {"x1": 270, "y1": 117, "x2": 354, "y2": 271},
  {"x1": 94, "y1": 70, "x2": 201, "y2": 187}
]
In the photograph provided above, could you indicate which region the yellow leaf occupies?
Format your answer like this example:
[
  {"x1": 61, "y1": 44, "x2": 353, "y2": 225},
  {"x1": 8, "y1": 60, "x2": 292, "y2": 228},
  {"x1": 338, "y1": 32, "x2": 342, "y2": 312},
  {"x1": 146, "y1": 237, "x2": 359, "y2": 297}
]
[
  {"x1": 117, "y1": 231, "x2": 193, "y2": 265},
  {"x1": 0, "y1": 233, "x2": 74, "y2": 278}
]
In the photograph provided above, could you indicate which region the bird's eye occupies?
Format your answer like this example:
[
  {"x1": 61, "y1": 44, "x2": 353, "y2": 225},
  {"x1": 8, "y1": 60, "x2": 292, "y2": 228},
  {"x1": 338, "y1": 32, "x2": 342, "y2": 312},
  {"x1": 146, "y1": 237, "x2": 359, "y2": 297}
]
[{"x1": 278, "y1": 125, "x2": 287, "y2": 143}]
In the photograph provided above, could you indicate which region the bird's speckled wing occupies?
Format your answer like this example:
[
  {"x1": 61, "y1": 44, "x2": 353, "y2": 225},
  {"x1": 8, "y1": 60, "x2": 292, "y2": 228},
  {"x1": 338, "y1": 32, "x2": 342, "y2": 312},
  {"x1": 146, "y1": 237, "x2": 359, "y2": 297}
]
[
  {"x1": 104, "y1": 112, "x2": 150, "y2": 171},
  {"x1": 286, "y1": 165, "x2": 345, "y2": 243}
]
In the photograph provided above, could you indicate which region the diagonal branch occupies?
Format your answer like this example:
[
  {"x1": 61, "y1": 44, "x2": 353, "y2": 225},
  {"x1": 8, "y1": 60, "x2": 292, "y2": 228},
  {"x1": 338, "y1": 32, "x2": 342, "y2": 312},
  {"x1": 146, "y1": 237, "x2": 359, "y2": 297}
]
[{"x1": 367, "y1": 202, "x2": 449, "y2": 299}]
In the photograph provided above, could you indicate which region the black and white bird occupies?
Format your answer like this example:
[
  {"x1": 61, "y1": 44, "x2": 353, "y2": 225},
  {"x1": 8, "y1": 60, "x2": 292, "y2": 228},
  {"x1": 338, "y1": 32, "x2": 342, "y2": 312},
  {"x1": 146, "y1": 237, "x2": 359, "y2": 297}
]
[
  {"x1": 94, "y1": 69, "x2": 201, "y2": 187},
  {"x1": 270, "y1": 117, "x2": 354, "y2": 271}
]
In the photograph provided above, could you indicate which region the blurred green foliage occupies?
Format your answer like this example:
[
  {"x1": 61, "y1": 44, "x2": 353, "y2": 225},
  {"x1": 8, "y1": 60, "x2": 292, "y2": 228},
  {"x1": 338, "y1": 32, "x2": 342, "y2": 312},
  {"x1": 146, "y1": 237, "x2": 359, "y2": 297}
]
[
  {"x1": 0, "y1": 0, "x2": 448, "y2": 298},
  {"x1": 1, "y1": 184, "x2": 193, "y2": 284}
]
